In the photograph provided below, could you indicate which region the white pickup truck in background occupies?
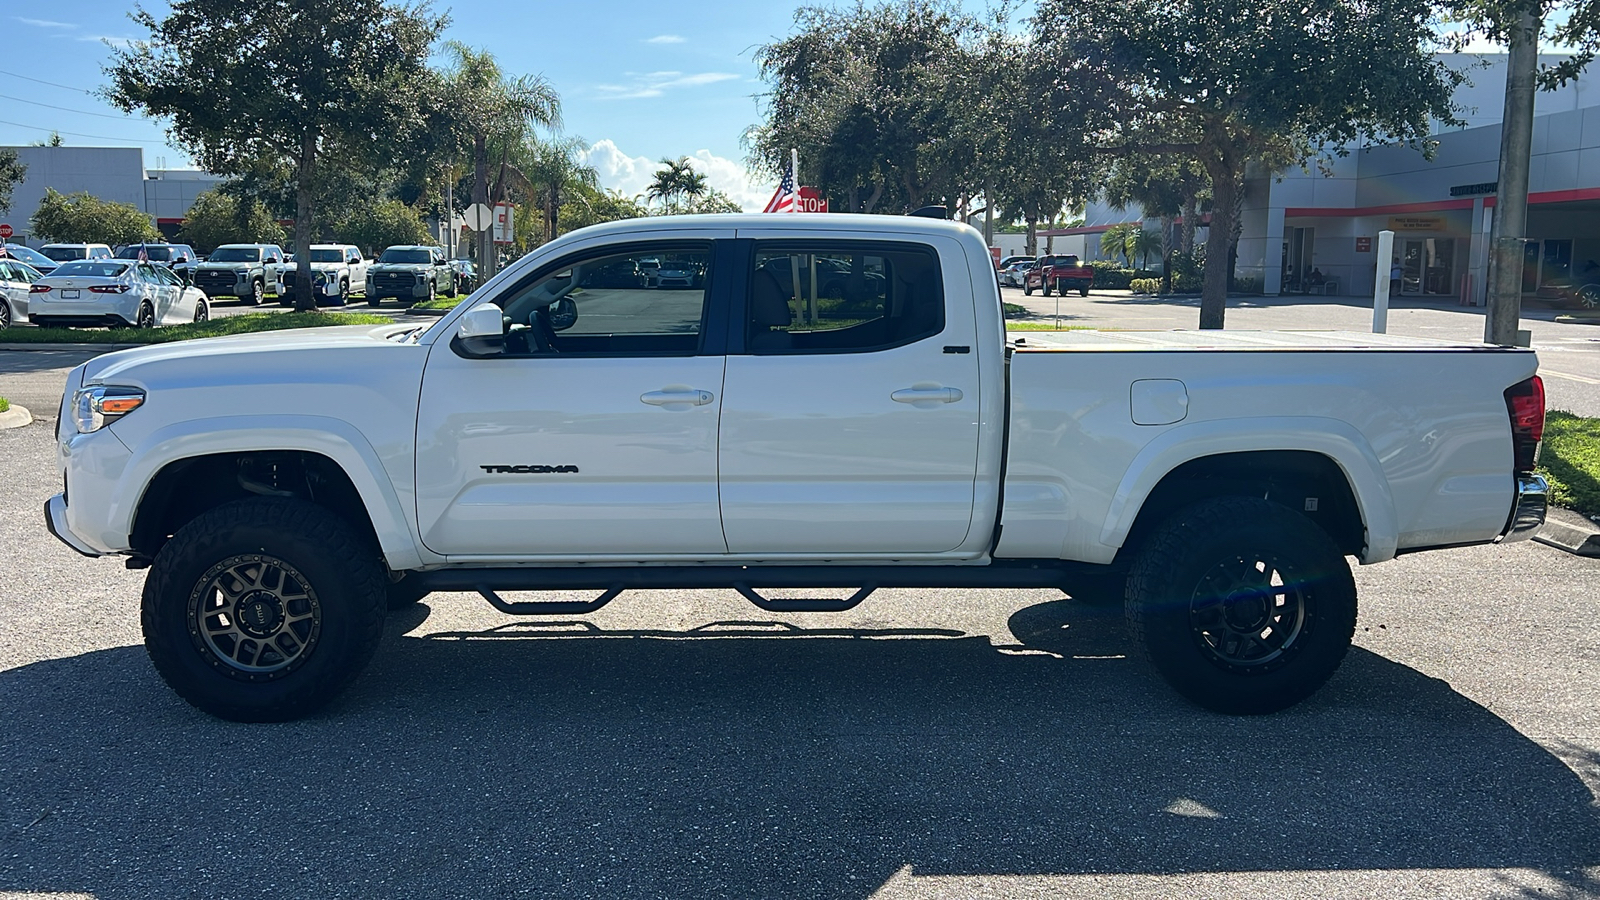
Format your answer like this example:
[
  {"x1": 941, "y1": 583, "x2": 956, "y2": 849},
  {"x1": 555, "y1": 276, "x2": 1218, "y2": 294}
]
[{"x1": 45, "y1": 214, "x2": 1548, "y2": 722}]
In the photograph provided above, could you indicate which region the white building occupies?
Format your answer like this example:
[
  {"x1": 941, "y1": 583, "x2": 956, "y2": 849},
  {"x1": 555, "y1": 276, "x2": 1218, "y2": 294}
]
[
  {"x1": 1061, "y1": 53, "x2": 1600, "y2": 303},
  {"x1": 1, "y1": 146, "x2": 225, "y2": 244}
]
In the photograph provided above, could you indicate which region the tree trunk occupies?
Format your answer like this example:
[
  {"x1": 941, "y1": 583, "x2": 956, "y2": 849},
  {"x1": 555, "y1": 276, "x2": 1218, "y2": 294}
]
[
  {"x1": 1160, "y1": 215, "x2": 1175, "y2": 294},
  {"x1": 1199, "y1": 160, "x2": 1237, "y2": 329},
  {"x1": 861, "y1": 180, "x2": 884, "y2": 214},
  {"x1": 1025, "y1": 215, "x2": 1037, "y2": 258},
  {"x1": 473, "y1": 134, "x2": 492, "y2": 280},
  {"x1": 983, "y1": 178, "x2": 994, "y2": 248},
  {"x1": 293, "y1": 133, "x2": 317, "y2": 313}
]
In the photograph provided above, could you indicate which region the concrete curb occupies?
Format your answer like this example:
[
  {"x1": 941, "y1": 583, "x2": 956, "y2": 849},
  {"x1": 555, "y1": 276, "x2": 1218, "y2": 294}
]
[
  {"x1": 1553, "y1": 313, "x2": 1600, "y2": 325},
  {"x1": 403, "y1": 306, "x2": 452, "y2": 317},
  {"x1": 1534, "y1": 508, "x2": 1600, "y2": 557},
  {"x1": 0, "y1": 343, "x2": 139, "y2": 352},
  {"x1": 0, "y1": 404, "x2": 33, "y2": 429}
]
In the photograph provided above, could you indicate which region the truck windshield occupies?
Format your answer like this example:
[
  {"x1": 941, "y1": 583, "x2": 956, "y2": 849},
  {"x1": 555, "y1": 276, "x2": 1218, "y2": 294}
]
[
  {"x1": 42, "y1": 247, "x2": 88, "y2": 262},
  {"x1": 51, "y1": 261, "x2": 130, "y2": 278},
  {"x1": 309, "y1": 249, "x2": 345, "y2": 263},
  {"x1": 115, "y1": 246, "x2": 173, "y2": 261},
  {"x1": 209, "y1": 248, "x2": 262, "y2": 262},
  {"x1": 380, "y1": 249, "x2": 432, "y2": 264}
]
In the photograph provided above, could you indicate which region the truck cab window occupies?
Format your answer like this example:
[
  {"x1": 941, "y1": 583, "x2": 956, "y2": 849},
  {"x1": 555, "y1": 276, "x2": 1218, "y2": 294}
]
[
  {"x1": 748, "y1": 245, "x2": 943, "y2": 353},
  {"x1": 492, "y1": 246, "x2": 712, "y2": 356}
]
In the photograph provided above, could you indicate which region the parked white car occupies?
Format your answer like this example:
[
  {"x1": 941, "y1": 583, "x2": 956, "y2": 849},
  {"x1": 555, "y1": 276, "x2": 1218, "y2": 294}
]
[
  {"x1": 280, "y1": 244, "x2": 369, "y2": 306},
  {"x1": 0, "y1": 258, "x2": 44, "y2": 328},
  {"x1": 40, "y1": 243, "x2": 114, "y2": 263},
  {"x1": 999, "y1": 259, "x2": 1035, "y2": 287},
  {"x1": 47, "y1": 213, "x2": 1548, "y2": 722},
  {"x1": 28, "y1": 259, "x2": 209, "y2": 328}
]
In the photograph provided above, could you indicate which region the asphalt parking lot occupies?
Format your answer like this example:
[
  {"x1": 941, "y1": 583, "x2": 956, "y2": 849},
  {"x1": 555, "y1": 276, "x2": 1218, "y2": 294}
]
[{"x1": 1, "y1": 323, "x2": 1598, "y2": 898}]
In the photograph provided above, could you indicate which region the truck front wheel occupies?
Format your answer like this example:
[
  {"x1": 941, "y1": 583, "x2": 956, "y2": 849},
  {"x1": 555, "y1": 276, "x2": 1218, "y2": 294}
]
[
  {"x1": 1024, "y1": 281, "x2": 1033, "y2": 296},
  {"x1": 1124, "y1": 497, "x2": 1356, "y2": 714},
  {"x1": 140, "y1": 497, "x2": 387, "y2": 722}
]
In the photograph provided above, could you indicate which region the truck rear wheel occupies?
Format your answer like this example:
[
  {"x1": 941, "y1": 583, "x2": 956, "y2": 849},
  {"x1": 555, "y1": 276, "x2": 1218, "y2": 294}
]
[
  {"x1": 1124, "y1": 497, "x2": 1356, "y2": 714},
  {"x1": 1041, "y1": 279, "x2": 1052, "y2": 297},
  {"x1": 1079, "y1": 286, "x2": 1090, "y2": 297},
  {"x1": 141, "y1": 497, "x2": 387, "y2": 722},
  {"x1": 1024, "y1": 281, "x2": 1033, "y2": 296},
  {"x1": 247, "y1": 279, "x2": 263, "y2": 306}
]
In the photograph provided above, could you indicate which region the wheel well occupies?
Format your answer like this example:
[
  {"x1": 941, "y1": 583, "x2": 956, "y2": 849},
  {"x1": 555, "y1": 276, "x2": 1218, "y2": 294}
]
[
  {"x1": 1116, "y1": 450, "x2": 1366, "y2": 563},
  {"x1": 129, "y1": 451, "x2": 379, "y2": 561}
]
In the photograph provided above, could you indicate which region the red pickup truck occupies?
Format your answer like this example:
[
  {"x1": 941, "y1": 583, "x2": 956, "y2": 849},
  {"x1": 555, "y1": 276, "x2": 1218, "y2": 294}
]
[{"x1": 1024, "y1": 254, "x2": 1094, "y2": 297}]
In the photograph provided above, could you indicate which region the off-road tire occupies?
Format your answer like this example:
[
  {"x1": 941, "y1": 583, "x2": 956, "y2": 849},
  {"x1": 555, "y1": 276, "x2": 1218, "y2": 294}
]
[
  {"x1": 1125, "y1": 497, "x2": 1356, "y2": 715},
  {"x1": 141, "y1": 497, "x2": 387, "y2": 722},
  {"x1": 1079, "y1": 287, "x2": 1090, "y2": 297},
  {"x1": 1041, "y1": 279, "x2": 1052, "y2": 297}
]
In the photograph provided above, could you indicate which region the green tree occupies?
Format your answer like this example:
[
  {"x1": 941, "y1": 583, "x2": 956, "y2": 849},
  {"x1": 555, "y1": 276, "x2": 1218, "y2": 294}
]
[
  {"x1": 558, "y1": 184, "x2": 649, "y2": 233},
  {"x1": 104, "y1": 0, "x2": 445, "y2": 310},
  {"x1": 31, "y1": 188, "x2": 161, "y2": 245},
  {"x1": 645, "y1": 156, "x2": 709, "y2": 208},
  {"x1": 0, "y1": 150, "x2": 25, "y2": 214},
  {"x1": 1100, "y1": 223, "x2": 1139, "y2": 267},
  {"x1": 749, "y1": 0, "x2": 983, "y2": 213},
  {"x1": 177, "y1": 187, "x2": 287, "y2": 254},
  {"x1": 515, "y1": 135, "x2": 599, "y2": 244},
  {"x1": 337, "y1": 199, "x2": 433, "y2": 256},
  {"x1": 1032, "y1": 0, "x2": 1461, "y2": 327},
  {"x1": 438, "y1": 42, "x2": 561, "y2": 280}
]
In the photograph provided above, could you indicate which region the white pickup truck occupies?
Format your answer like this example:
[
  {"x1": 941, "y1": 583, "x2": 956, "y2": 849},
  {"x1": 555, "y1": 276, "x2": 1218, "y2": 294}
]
[{"x1": 45, "y1": 214, "x2": 1549, "y2": 722}]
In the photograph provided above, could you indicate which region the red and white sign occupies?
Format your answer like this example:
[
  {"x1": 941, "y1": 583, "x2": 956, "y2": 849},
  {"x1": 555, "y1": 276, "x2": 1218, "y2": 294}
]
[
  {"x1": 493, "y1": 204, "x2": 514, "y2": 244},
  {"x1": 990, "y1": 247, "x2": 1002, "y2": 268},
  {"x1": 0, "y1": 224, "x2": 14, "y2": 239},
  {"x1": 796, "y1": 186, "x2": 828, "y2": 213}
]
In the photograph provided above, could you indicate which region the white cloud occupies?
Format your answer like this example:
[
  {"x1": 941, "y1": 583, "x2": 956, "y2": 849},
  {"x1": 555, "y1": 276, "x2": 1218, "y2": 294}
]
[
  {"x1": 580, "y1": 139, "x2": 777, "y2": 212},
  {"x1": 592, "y1": 70, "x2": 741, "y2": 100},
  {"x1": 645, "y1": 34, "x2": 685, "y2": 44},
  {"x1": 78, "y1": 35, "x2": 136, "y2": 48},
  {"x1": 17, "y1": 17, "x2": 75, "y2": 28}
]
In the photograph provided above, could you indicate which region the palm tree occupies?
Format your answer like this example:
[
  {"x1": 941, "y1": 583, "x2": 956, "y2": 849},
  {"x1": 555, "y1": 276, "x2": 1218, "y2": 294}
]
[
  {"x1": 646, "y1": 156, "x2": 708, "y2": 210},
  {"x1": 441, "y1": 42, "x2": 561, "y2": 277}
]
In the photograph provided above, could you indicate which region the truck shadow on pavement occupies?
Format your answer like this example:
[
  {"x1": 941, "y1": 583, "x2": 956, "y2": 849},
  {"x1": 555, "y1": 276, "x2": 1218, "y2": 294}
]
[{"x1": 0, "y1": 597, "x2": 1596, "y2": 899}]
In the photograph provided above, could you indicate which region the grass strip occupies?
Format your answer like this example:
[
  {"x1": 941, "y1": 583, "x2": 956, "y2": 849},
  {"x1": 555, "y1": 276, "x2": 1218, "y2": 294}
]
[
  {"x1": 0, "y1": 312, "x2": 392, "y2": 345},
  {"x1": 0, "y1": 396, "x2": 9, "y2": 413},
  {"x1": 1540, "y1": 410, "x2": 1600, "y2": 519}
]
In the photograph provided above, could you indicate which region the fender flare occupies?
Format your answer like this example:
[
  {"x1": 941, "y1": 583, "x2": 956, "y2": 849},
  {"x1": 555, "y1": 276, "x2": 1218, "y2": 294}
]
[
  {"x1": 113, "y1": 414, "x2": 427, "y2": 570},
  {"x1": 1098, "y1": 416, "x2": 1400, "y2": 563}
]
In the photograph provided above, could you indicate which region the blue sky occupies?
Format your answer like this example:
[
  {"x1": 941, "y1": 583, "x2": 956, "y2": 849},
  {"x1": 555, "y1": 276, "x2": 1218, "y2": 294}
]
[{"x1": 0, "y1": 0, "x2": 844, "y2": 210}]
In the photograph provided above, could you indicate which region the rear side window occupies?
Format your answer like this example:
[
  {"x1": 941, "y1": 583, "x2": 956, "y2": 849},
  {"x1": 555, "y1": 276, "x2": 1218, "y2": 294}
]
[{"x1": 747, "y1": 243, "x2": 943, "y2": 354}]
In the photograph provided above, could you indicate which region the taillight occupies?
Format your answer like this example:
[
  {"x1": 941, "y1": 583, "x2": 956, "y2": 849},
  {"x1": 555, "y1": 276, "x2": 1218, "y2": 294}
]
[
  {"x1": 1503, "y1": 375, "x2": 1545, "y2": 473},
  {"x1": 89, "y1": 284, "x2": 130, "y2": 294},
  {"x1": 29, "y1": 284, "x2": 50, "y2": 293}
]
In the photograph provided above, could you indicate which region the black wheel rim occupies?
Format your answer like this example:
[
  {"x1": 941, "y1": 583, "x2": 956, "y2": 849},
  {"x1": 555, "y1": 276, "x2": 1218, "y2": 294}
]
[
  {"x1": 0, "y1": 303, "x2": 9, "y2": 328},
  {"x1": 1188, "y1": 552, "x2": 1311, "y2": 672},
  {"x1": 139, "y1": 305, "x2": 154, "y2": 328},
  {"x1": 194, "y1": 301, "x2": 207, "y2": 322},
  {"x1": 188, "y1": 555, "x2": 323, "y2": 681}
]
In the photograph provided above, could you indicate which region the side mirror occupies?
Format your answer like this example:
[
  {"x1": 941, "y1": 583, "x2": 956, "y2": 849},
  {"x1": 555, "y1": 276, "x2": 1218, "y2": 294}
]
[
  {"x1": 454, "y1": 304, "x2": 506, "y2": 357},
  {"x1": 547, "y1": 297, "x2": 578, "y2": 331}
]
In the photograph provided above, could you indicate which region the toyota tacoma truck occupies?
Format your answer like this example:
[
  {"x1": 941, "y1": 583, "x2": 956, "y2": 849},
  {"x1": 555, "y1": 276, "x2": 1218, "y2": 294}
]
[
  {"x1": 1024, "y1": 254, "x2": 1095, "y2": 296},
  {"x1": 45, "y1": 214, "x2": 1549, "y2": 722},
  {"x1": 191, "y1": 244, "x2": 286, "y2": 305},
  {"x1": 366, "y1": 244, "x2": 455, "y2": 306},
  {"x1": 278, "y1": 244, "x2": 370, "y2": 307}
]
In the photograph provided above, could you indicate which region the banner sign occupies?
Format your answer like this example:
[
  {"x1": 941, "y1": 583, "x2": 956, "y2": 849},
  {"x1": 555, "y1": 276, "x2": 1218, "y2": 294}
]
[{"x1": 1387, "y1": 216, "x2": 1445, "y2": 232}]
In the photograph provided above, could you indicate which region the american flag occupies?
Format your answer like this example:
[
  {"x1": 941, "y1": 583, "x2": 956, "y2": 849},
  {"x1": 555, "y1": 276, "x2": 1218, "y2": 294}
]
[{"x1": 762, "y1": 162, "x2": 797, "y2": 213}]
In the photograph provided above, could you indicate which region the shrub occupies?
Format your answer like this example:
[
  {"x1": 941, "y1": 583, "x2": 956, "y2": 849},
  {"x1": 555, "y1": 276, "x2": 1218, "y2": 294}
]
[{"x1": 1233, "y1": 275, "x2": 1265, "y2": 294}]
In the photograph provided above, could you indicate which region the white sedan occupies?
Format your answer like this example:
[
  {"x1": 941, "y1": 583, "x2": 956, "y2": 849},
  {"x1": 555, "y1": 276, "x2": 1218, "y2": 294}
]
[
  {"x1": 0, "y1": 258, "x2": 45, "y2": 328},
  {"x1": 27, "y1": 260, "x2": 210, "y2": 329}
]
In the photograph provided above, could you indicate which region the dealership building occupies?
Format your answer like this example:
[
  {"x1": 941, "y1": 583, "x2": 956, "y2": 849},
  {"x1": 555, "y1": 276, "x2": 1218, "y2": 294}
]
[
  {"x1": 1058, "y1": 54, "x2": 1600, "y2": 304},
  {"x1": 0, "y1": 146, "x2": 224, "y2": 245}
]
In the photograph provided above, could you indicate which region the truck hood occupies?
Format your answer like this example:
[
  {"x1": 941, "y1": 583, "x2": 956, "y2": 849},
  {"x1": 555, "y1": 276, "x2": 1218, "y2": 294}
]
[
  {"x1": 195, "y1": 261, "x2": 255, "y2": 271},
  {"x1": 369, "y1": 263, "x2": 432, "y2": 273},
  {"x1": 82, "y1": 323, "x2": 419, "y2": 386}
]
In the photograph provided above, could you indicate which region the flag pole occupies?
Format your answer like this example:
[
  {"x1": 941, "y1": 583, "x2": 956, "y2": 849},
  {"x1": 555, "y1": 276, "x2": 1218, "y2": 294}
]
[{"x1": 790, "y1": 148, "x2": 799, "y2": 213}]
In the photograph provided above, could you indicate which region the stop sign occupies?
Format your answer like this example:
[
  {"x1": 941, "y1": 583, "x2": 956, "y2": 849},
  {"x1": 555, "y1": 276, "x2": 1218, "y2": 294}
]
[
  {"x1": 0, "y1": 224, "x2": 14, "y2": 239},
  {"x1": 796, "y1": 186, "x2": 828, "y2": 213}
]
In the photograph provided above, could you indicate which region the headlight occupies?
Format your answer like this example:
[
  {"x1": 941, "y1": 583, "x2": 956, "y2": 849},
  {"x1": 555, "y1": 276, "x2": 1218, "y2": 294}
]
[{"x1": 73, "y1": 386, "x2": 145, "y2": 434}]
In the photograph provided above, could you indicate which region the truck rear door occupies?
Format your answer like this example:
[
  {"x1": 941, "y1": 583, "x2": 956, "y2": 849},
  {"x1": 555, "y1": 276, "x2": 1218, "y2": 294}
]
[{"x1": 718, "y1": 236, "x2": 981, "y2": 554}]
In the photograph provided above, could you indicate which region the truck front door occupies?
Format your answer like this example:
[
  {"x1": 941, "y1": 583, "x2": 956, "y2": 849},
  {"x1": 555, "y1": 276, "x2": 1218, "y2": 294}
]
[
  {"x1": 718, "y1": 238, "x2": 981, "y2": 555},
  {"x1": 415, "y1": 240, "x2": 730, "y2": 557}
]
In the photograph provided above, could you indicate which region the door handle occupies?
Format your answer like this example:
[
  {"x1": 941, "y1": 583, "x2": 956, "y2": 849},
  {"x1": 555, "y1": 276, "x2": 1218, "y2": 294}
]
[
  {"x1": 641, "y1": 389, "x2": 714, "y2": 407},
  {"x1": 891, "y1": 386, "x2": 963, "y2": 404}
]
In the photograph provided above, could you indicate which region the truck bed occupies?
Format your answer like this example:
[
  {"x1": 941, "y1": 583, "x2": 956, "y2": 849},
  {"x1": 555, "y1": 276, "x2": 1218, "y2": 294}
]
[{"x1": 1007, "y1": 329, "x2": 1505, "y2": 352}]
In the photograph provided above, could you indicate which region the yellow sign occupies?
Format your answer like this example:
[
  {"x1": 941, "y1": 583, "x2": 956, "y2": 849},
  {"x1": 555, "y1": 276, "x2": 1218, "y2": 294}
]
[{"x1": 1388, "y1": 216, "x2": 1445, "y2": 232}]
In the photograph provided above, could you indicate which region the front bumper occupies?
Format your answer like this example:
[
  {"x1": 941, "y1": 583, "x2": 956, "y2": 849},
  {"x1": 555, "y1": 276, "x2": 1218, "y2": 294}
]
[
  {"x1": 1497, "y1": 473, "x2": 1549, "y2": 543},
  {"x1": 45, "y1": 493, "x2": 102, "y2": 557}
]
